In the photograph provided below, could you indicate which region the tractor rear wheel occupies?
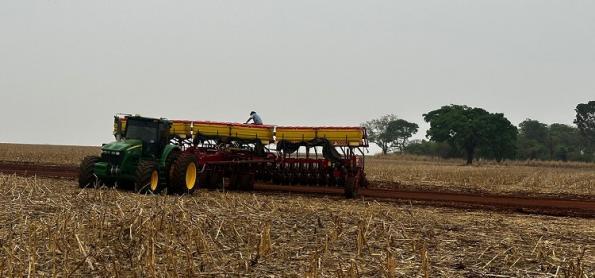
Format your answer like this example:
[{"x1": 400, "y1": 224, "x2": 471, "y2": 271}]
[
  {"x1": 134, "y1": 161, "x2": 161, "y2": 194},
  {"x1": 79, "y1": 156, "x2": 101, "y2": 188},
  {"x1": 171, "y1": 154, "x2": 198, "y2": 194},
  {"x1": 165, "y1": 149, "x2": 180, "y2": 186}
]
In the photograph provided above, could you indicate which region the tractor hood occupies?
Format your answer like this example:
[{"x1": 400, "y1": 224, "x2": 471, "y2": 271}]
[{"x1": 102, "y1": 139, "x2": 143, "y2": 152}]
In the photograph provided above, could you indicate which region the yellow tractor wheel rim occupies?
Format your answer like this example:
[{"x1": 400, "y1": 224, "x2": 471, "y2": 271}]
[
  {"x1": 150, "y1": 170, "x2": 159, "y2": 191},
  {"x1": 185, "y1": 162, "x2": 197, "y2": 190}
]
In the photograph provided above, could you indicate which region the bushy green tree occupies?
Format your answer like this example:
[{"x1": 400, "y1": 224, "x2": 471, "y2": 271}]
[
  {"x1": 405, "y1": 140, "x2": 458, "y2": 158},
  {"x1": 423, "y1": 105, "x2": 517, "y2": 164},
  {"x1": 575, "y1": 101, "x2": 595, "y2": 152},
  {"x1": 519, "y1": 119, "x2": 549, "y2": 143},
  {"x1": 547, "y1": 124, "x2": 578, "y2": 161},
  {"x1": 517, "y1": 119, "x2": 549, "y2": 160},
  {"x1": 517, "y1": 119, "x2": 592, "y2": 162},
  {"x1": 385, "y1": 119, "x2": 419, "y2": 152},
  {"x1": 477, "y1": 113, "x2": 517, "y2": 162}
]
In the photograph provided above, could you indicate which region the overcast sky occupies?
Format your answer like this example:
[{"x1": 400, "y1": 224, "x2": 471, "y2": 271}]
[{"x1": 1, "y1": 1, "x2": 593, "y2": 147}]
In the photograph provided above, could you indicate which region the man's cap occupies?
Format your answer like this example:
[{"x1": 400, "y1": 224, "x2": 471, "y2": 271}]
[{"x1": 250, "y1": 111, "x2": 256, "y2": 115}]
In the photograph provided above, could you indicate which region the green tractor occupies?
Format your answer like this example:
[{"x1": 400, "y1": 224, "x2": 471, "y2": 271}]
[{"x1": 78, "y1": 115, "x2": 198, "y2": 194}]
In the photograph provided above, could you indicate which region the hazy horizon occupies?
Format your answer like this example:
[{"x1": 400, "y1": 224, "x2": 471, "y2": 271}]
[{"x1": 1, "y1": 1, "x2": 593, "y2": 148}]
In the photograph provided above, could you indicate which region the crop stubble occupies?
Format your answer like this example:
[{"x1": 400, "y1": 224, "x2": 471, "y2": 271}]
[
  {"x1": 0, "y1": 144, "x2": 593, "y2": 276},
  {"x1": 0, "y1": 175, "x2": 592, "y2": 277}
]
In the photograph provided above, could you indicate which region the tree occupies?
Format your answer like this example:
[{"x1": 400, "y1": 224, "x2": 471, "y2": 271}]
[
  {"x1": 517, "y1": 119, "x2": 549, "y2": 160},
  {"x1": 548, "y1": 123, "x2": 590, "y2": 162},
  {"x1": 363, "y1": 114, "x2": 397, "y2": 154},
  {"x1": 423, "y1": 105, "x2": 485, "y2": 164},
  {"x1": 477, "y1": 113, "x2": 518, "y2": 162},
  {"x1": 519, "y1": 119, "x2": 548, "y2": 143},
  {"x1": 385, "y1": 119, "x2": 419, "y2": 152},
  {"x1": 362, "y1": 115, "x2": 419, "y2": 154},
  {"x1": 405, "y1": 139, "x2": 457, "y2": 158},
  {"x1": 423, "y1": 105, "x2": 517, "y2": 165},
  {"x1": 574, "y1": 101, "x2": 595, "y2": 149},
  {"x1": 516, "y1": 119, "x2": 591, "y2": 162}
]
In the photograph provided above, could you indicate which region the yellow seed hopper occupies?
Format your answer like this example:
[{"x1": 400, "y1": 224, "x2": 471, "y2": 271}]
[
  {"x1": 275, "y1": 126, "x2": 368, "y2": 147},
  {"x1": 193, "y1": 121, "x2": 274, "y2": 144}
]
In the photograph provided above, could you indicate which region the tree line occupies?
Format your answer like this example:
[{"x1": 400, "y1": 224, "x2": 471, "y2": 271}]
[{"x1": 363, "y1": 101, "x2": 595, "y2": 164}]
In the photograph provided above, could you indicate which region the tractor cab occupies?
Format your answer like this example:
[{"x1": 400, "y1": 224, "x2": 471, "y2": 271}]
[
  {"x1": 112, "y1": 115, "x2": 173, "y2": 158},
  {"x1": 122, "y1": 116, "x2": 172, "y2": 158}
]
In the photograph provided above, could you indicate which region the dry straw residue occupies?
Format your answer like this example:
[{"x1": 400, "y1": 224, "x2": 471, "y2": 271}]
[{"x1": 0, "y1": 174, "x2": 592, "y2": 276}]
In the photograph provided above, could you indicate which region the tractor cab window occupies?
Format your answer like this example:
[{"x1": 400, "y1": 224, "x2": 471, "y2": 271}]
[{"x1": 125, "y1": 119, "x2": 159, "y2": 144}]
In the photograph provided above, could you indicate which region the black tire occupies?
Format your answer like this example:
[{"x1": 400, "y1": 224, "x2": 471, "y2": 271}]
[
  {"x1": 134, "y1": 161, "x2": 161, "y2": 194},
  {"x1": 170, "y1": 154, "x2": 198, "y2": 194},
  {"x1": 164, "y1": 149, "x2": 181, "y2": 186},
  {"x1": 344, "y1": 175, "x2": 358, "y2": 199},
  {"x1": 79, "y1": 156, "x2": 101, "y2": 188}
]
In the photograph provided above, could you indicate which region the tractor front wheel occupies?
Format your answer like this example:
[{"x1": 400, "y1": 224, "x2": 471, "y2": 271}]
[
  {"x1": 171, "y1": 154, "x2": 198, "y2": 194},
  {"x1": 79, "y1": 156, "x2": 101, "y2": 188},
  {"x1": 134, "y1": 161, "x2": 161, "y2": 194}
]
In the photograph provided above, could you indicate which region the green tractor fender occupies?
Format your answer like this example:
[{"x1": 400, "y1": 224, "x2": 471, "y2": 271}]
[{"x1": 159, "y1": 144, "x2": 181, "y2": 169}]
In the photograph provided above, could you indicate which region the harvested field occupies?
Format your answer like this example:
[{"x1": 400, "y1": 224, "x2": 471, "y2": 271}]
[
  {"x1": 366, "y1": 157, "x2": 595, "y2": 199},
  {"x1": 0, "y1": 143, "x2": 99, "y2": 165},
  {"x1": 0, "y1": 174, "x2": 593, "y2": 277}
]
